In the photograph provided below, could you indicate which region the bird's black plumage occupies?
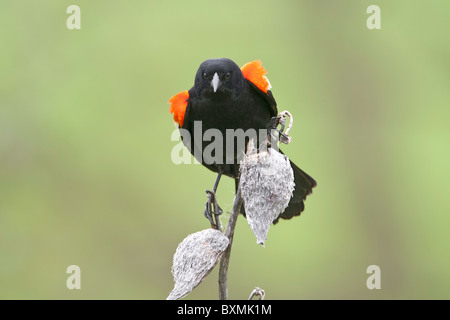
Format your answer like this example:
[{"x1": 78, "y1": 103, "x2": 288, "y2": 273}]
[{"x1": 173, "y1": 58, "x2": 316, "y2": 223}]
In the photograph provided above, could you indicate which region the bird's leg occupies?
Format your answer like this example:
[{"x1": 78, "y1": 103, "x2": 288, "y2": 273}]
[
  {"x1": 267, "y1": 116, "x2": 282, "y2": 146},
  {"x1": 267, "y1": 116, "x2": 281, "y2": 140},
  {"x1": 204, "y1": 173, "x2": 223, "y2": 230}
]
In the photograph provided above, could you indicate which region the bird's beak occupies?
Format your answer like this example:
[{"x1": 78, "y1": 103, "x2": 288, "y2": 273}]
[{"x1": 211, "y1": 72, "x2": 220, "y2": 93}]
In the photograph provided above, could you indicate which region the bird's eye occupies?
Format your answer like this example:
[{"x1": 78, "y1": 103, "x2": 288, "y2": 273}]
[
  {"x1": 203, "y1": 72, "x2": 208, "y2": 80},
  {"x1": 224, "y1": 72, "x2": 231, "y2": 80}
]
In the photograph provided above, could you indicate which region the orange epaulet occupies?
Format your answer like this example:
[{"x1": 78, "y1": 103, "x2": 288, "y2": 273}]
[
  {"x1": 169, "y1": 90, "x2": 189, "y2": 127},
  {"x1": 241, "y1": 60, "x2": 272, "y2": 93}
]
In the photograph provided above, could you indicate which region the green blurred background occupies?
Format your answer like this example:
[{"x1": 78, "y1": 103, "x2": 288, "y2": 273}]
[{"x1": 1, "y1": 0, "x2": 449, "y2": 299}]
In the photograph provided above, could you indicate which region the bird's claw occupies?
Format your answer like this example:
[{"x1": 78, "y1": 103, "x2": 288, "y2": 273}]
[
  {"x1": 204, "y1": 190, "x2": 223, "y2": 230},
  {"x1": 267, "y1": 111, "x2": 293, "y2": 145}
]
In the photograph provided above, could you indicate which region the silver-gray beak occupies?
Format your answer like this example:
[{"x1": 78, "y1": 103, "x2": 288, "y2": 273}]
[{"x1": 211, "y1": 72, "x2": 220, "y2": 93}]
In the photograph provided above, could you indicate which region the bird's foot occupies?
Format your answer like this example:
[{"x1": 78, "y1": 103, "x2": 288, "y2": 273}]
[
  {"x1": 267, "y1": 111, "x2": 293, "y2": 145},
  {"x1": 204, "y1": 190, "x2": 223, "y2": 230}
]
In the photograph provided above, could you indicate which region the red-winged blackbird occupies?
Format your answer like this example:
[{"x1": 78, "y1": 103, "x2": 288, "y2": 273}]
[{"x1": 169, "y1": 58, "x2": 316, "y2": 226}]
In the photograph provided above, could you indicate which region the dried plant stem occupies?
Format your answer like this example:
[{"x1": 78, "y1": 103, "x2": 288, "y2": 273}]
[
  {"x1": 248, "y1": 287, "x2": 265, "y2": 300},
  {"x1": 218, "y1": 187, "x2": 243, "y2": 300}
]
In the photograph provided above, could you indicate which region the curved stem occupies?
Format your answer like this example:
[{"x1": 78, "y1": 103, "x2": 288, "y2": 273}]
[{"x1": 218, "y1": 187, "x2": 243, "y2": 300}]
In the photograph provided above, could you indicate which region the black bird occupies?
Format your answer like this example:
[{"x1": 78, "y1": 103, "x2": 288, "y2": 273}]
[{"x1": 169, "y1": 58, "x2": 316, "y2": 226}]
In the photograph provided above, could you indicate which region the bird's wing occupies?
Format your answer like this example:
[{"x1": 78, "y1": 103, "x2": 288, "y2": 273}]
[{"x1": 241, "y1": 60, "x2": 278, "y2": 117}]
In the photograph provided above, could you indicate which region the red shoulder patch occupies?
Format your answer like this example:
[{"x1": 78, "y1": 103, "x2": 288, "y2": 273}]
[
  {"x1": 169, "y1": 90, "x2": 189, "y2": 127},
  {"x1": 241, "y1": 60, "x2": 272, "y2": 93}
]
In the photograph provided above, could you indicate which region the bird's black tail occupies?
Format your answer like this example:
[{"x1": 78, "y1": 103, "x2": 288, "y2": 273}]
[
  {"x1": 235, "y1": 159, "x2": 316, "y2": 223},
  {"x1": 274, "y1": 160, "x2": 316, "y2": 223}
]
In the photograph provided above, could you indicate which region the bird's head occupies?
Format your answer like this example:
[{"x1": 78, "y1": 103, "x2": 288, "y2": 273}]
[{"x1": 194, "y1": 58, "x2": 244, "y2": 98}]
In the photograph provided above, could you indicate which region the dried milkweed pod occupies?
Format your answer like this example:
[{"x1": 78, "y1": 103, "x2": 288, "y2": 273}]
[
  {"x1": 167, "y1": 229, "x2": 229, "y2": 300},
  {"x1": 240, "y1": 140, "x2": 295, "y2": 246}
]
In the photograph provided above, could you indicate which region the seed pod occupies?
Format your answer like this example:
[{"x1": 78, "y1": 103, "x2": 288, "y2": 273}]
[
  {"x1": 167, "y1": 229, "x2": 229, "y2": 300},
  {"x1": 240, "y1": 144, "x2": 295, "y2": 246}
]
